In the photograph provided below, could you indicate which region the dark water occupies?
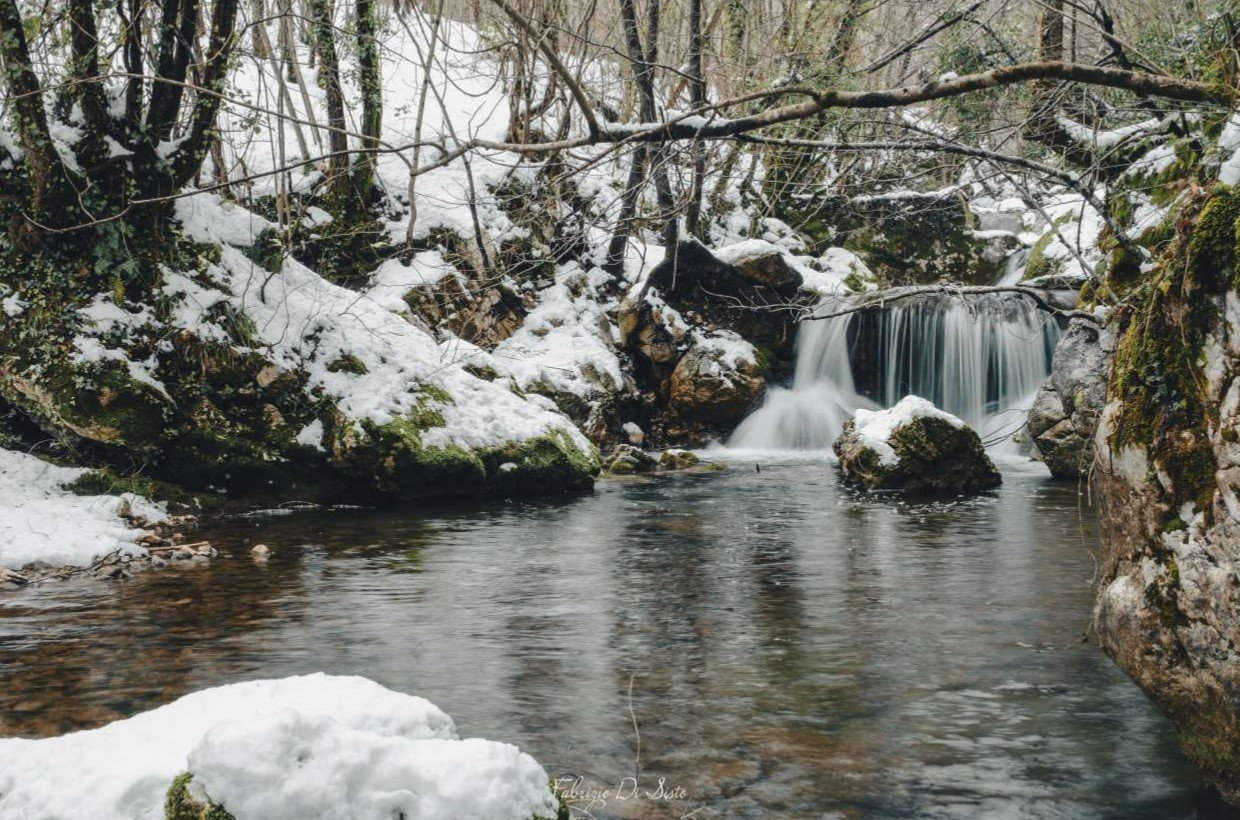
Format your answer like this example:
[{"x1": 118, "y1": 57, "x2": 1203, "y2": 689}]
[{"x1": 0, "y1": 455, "x2": 1234, "y2": 819}]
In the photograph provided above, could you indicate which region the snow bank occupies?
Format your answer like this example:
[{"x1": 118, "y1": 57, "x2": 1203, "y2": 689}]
[
  {"x1": 0, "y1": 447, "x2": 163, "y2": 570},
  {"x1": 852, "y1": 395, "x2": 963, "y2": 466},
  {"x1": 0, "y1": 674, "x2": 562, "y2": 820},
  {"x1": 173, "y1": 194, "x2": 593, "y2": 458},
  {"x1": 492, "y1": 263, "x2": 623, "y2": 399}
]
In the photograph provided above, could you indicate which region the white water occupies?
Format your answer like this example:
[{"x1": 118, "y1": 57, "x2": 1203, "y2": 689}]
[{"x1": 729, "y1": 294, "x2": 1061, "y2": 451}]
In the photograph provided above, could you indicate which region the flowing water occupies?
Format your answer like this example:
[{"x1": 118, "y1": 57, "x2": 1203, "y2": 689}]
[
  {"x1": 1, "y1": 458, "x2": 1233, "y2": 819},
  {"x1": 731, "y1": 295, "x2": 1061, "y2": 450}
]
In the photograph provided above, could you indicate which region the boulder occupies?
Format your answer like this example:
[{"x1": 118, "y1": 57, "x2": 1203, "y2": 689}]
[
  {"x1": 1027, "y1": 317, "x2": 1113, "y2": 478},
  {"x1": 604, "y1": 444, "x2": 657, "y2": 474},
  {"x1": 668, "y1": 334, "x2": 766, "y2": 426},
  {"x1": 658, "y1": 448, "x2": 700, "y2": 470},
  {"x1": 714, "y1": 242, "x2": 804, "y2": 293},
  {"x1": 833, "y1": 396, "x2": 1001, "y2": 495}
]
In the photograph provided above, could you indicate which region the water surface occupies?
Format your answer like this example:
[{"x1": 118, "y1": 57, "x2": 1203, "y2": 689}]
[{"x1": 1, "y1": 455, "x2": 1233, "y2": 818}]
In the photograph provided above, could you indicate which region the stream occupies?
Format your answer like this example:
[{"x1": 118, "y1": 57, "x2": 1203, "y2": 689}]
[{"x1": 1, "y1": 454, "x2": 1234, "y2": 818}]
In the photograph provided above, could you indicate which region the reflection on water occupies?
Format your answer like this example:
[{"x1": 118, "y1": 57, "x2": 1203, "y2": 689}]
[{"x1": 1, "y1": 456, "x2": 1235, "y2": 819}]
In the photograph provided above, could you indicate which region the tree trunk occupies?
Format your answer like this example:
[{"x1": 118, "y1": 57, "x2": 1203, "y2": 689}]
[
  {"x1": 351, "y1": 0, "x2": 382, "y2": 211},
  {"x1": 0, "y1": 0, "x2": 72, "y2": 224},
  {"x1": 309, "y1": 0, "x2": 350, "y2": 206}
]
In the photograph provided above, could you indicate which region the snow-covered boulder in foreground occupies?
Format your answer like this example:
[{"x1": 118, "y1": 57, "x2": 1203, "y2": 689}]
[
  {"x1": 833, "y1": 396, "x2": 1000, "y2": 495},
  {"x1": 0, "y1": 674, "x2": 565, "y2": 820},
  {"x1": 0, "y1": 446, "x2": 164, "y2": 572}
]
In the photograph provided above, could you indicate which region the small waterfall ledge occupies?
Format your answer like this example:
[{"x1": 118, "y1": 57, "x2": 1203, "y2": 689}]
[{"x1": 729, "y1": 293, "x2": 1063, "y2": 451}]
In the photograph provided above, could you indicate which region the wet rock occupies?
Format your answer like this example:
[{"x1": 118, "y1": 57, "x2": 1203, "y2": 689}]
[
  {"x1": 668, "y1": 334, "x2": 766, "y2": 427},
  {"x1": 1027, "y1": 317, "x2": 1113, "y2": 478},
  {"x1": 251, "y1": 544, "x2": 271, "y2": 560},
  {"x1": 604, "y1": 444, "x2": 657, "y2": 474},
  {"x1": 0, "y1": 568, "x2": 29, "y2": 589},
  {"x1": 622, "y1": 422, "x2": 645, "y2": 446},
  {"x1": 658, "y1": 449, "x2": 700, "y2": 470},
  {"x1": 617, "y1": 295, "x2": 689, "y2": 365},
  {"x1": 833, "y1": 396, "x2": 1001, "y2": 495}
]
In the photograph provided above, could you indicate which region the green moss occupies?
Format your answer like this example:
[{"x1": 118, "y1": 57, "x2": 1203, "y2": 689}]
[
  {"x1": 1108, "y1": 190, "x2": 1229, "y2": 519},
  {"x1": 240, "y1": 227, "x2": 286, "y2": 274},
  {"x1": 325, "y1": 353, "x2": 368, "y2": 375},
  {"x1": 63, "y1": 467, "x2": 202, "y2": 507},
  {"x1": 1023, "y1": 216, "x2": 1071, "y2": 281},
  {"x1": 164, "y1": 772, "x2": 235, "y2": 820},
  {"x1": 479, "y1": 429, "x2": 599, "y2": 496},
  {"x1": 842, "y1": 272, "x2": 865, "y2": 292}
]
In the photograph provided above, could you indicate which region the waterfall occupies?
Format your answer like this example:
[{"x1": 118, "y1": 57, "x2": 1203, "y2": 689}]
[{"x1": 729, "y1": 293, "x2": 1061, "y2": 451}]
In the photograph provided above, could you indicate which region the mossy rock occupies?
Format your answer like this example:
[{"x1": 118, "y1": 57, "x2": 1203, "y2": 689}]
[
  {"x1": 165, "y1": 773, "x2": 235, "y2": 820},
  {"x1": 834, "y1": 413, "x2": 1001, "y2": 496},
  {"x1": 480, "y1": 430, "x2": 599, "y2": 495}
]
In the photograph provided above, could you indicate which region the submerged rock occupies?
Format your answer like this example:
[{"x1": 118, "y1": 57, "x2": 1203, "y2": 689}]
[
  {"x1": 833, "y1": 396, "x2": 1001, "y2": 495},
  {"x1": 1027, "y1": 317, "x2": 1113, "y2": 478}
]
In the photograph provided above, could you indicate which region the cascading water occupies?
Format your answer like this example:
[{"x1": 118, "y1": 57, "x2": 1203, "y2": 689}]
[{"x1": 729, "y1": 293, "x2": 1062, "y2": 450}]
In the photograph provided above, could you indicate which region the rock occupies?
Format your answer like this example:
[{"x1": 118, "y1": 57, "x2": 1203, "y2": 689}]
[
  {"x1": 604, "y1": 444, "x2": 657, "y2": 474},
  {"x1": 1089, "y1": 191, "x2": 1240, "y2": 805},
  {"x1": 1027, "y1": 318, "x2": 1113, "y2": 478},
  {"x1": 150, "y1": 555, "x2": 168, "y2": 569},
  {"x1": 0, "y1": 568, "x2": 29, "y2": 588},
  {"x1": 668, "y1": 334, "x2": 766, "y2": 427},
  {"x1": 621, "y1": 422, "x2": 645, "y2": 445},
  {"x1": 173, "y1": 547, "x2": 195, "y2": 561},
  {"x1": 616, "y1": 294, "x2": 689, "y2": 365},
  {"x1": 833, "y1": 396, "x2": 1001, "y2": 495},
  {"x1": 251, "y1": 544, "x2": 271, "y2": 560},
  {"x1": 658, "y1": 449, "x2": 700, "y2": 469},
  {"x1": 724, "y1": 247, "x2": 803, "y2": 293}
]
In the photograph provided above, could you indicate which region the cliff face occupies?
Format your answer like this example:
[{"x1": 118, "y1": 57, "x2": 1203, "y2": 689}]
[{"x1": 1091, "y1": 189, "x2": 1240, "y2": 804}]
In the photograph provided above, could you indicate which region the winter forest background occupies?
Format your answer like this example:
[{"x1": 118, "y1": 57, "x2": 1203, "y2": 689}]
[{"x1": 1, "y1": 0, "x2": 1239, "y2": 817}]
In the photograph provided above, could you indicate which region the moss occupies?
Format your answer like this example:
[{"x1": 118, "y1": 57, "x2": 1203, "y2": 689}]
[
  {"x1": 240, "y1": 227, "x2": 285, "y2": 274},
  {"x1": 1108, "y1": 190, "x2": 1229, "y2": 520},
  {"x1": 464, "y1": 363, "x2": 499, "y2": 381},
  {"x1": 325, "y1": 353, "x2": 368, "y2": 375},
  {"x1": 63, "y1": 467, "x2": 202, "y2": 507},
  {"x1": 478, "y1": 429, "x2": 599, "y2": 496},
  {"x1": 1023, "y1": 215, "x2": 1071, "y2": 281},
  {"x1": 842, "y1": 272, "x2": 865, "y2": 292},
  {"x1": 164, "y1": 772, "x2": 235, "y2": 820}
]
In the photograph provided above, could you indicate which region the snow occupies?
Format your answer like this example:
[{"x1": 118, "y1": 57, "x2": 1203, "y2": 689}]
[
  {"x1": 851, "y1": 395, "x2": 963, "y2": 466},
  {"x1": 173, "y1": 193, "x2": 594, "y2": 459},
  {"x1": 492, "y1": 263, "x2": 623, "y2": 399},
  {"x1": 0, "y1": 447, "x2": 164, "y2": 570},
  {"x1": 691, "y1": 329, "x2": 757, "y2": 371},
  {"x1": 295, "y1": 419, "x2": 326, "y2": 451},
  {"x1": 0, "y1": 673, "x2": 562, "y2": 820},
  {"x1": 1, "y1": 292, "x2": 24, "y2": 317},
  {"x1": 1219, "y1": 114, "x2": 1240, "y2": 185},
  {"x1": 365, "y1": 251, "x2": 460, "y2": 313}
]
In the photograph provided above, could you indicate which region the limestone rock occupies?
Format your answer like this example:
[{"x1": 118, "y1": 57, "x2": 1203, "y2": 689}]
[
  {"x1": 658, "y1": 449, "x2": 700, "y2": 469},
  {"x1": 721, "y1": 246, "x2": 803, "y2": 293},
  {"x1": 833, "y1": 396, "x2": 1001, "y2": 495},
  {"x1": 668, "y1": 334, "x2": 766, "y2": 426},
  {"x1": 1027, "y1": 317, "x2": 1113, "y2": 478},
  {"x1": 604, "y1": 444, "x2": 657, "y2": 474}
]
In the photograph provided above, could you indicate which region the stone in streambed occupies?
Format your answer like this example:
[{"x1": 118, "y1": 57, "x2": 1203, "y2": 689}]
[
  {"x1": 833, "y1": 396, "x2": 1000, "y2": 495},
  {"x1": 604, "y1": 444, "x2": 657, "y2": 474}
]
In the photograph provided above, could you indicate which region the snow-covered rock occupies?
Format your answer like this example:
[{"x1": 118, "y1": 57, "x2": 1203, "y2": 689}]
[
  {"x1": 668, "y1": 332, "x2": 766, "y2": 427},
  {"x1": 833, "y1": 396, "x2": 1000, "y2": 494},
  {"x1": 0, "y1": 674, "x2": 564, "y2": 820}
]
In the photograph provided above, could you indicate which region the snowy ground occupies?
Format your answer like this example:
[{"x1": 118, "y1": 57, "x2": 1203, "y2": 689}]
[
  {"x1": 0, "y1": 447, "x2": 164, "y2": 571},
  {"x1": 0, "y1": 673, "x2": 562, "y2": 820}
]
